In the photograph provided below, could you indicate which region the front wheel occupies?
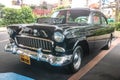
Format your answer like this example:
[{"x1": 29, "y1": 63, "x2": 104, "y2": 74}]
[{"x1": 68, "y1": 46, "x2": 83, "y2": 73}]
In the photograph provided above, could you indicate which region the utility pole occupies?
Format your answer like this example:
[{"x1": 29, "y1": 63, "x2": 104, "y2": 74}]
[
  {"x1": 86, "y1": 0, "x2": 88, "y2": 7},
  {"x1": 21, "y1": 0, "x2": 23, "y2": 7},
  {"x1": 99, "y1": 0, "x2": 107, "y2": 11},
  {"x1": 99, "y1": 0, "x2": 104, "y2": 11},
  {"x1": 99, "y1": 0, "x2": 102, "y2": 11},
  {"x1": 115, "y1": 0, "x2": 120, "y2": 22}
]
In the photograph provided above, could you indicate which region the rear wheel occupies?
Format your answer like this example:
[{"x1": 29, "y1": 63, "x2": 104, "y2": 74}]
[
  {"x1": 103, "y1": 39, "x2": 112, "y2": 50},
  {"x1": 103, "y1": 33, "x2": 113, "y2": 50},
  {"x1": 68, "y1": 46, "x2": 83, "y2": 73}
]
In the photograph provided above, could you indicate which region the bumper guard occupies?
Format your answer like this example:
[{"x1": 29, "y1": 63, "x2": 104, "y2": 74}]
[{"x1": 5, "y1": 43, "x2": 72, "y2": 66}]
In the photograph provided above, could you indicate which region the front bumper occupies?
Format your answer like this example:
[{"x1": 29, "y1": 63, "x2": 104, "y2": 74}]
[{"x1": 5, "y1": 43, "x2": 72, "y2": 66}]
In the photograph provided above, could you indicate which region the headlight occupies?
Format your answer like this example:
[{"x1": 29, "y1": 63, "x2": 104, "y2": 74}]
[
  {"x1": 54, "y1": 32, "x2": 65, "y2": 42},
  {"x1": 7, "y1": 28, "x2": 13, "y2": 35}
]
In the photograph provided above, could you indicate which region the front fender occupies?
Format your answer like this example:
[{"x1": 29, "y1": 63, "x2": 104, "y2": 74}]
[{"x1": 65, "y1": 37, "x2": 89, "y2": 55}]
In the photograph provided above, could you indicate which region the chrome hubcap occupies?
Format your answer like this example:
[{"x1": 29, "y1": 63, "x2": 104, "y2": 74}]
[
  {"x1": 108, "y1": 40, "x2": 111, "y2": 48},
  {"x1": 73, "y1": 47, "x2": 81, "y2": 70}
]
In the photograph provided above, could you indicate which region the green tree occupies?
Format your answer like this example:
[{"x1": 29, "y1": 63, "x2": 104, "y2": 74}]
[
  {"x1": 0, "y1": 3, "x2": 5, "y2": 27},
  {"x1": 20, "y1": 6, "x2": 35, "y2": 23},
  {"x1": 3, "y1": 6, "x2": 35, "y2": 25},
  {"x1": 52, "y1": 6, "x2": 66, "y2": 14}
]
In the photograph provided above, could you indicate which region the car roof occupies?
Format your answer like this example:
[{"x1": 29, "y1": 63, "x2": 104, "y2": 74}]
[{"x1": 57, "y1": 8, "x2": 101, "y2": 13}]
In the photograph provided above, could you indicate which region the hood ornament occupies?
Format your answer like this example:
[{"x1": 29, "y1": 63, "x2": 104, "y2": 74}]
[
  {"x1": 33, "y1": 29, "x2": 48, "y2": 37},
  {"x1": 19, "y1": 27, "x2": 48, "y2": 38},
  {"x1": 39, "y1": 30, "x2": 48, "y2": 37},
  {"x1": 19, "y1": 27, "x2": 32, "y2": 34}
]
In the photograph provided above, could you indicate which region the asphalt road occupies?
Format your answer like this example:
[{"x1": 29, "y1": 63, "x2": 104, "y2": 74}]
[{"x1": 0, "y1": 31, "x2": 102, "y2": 80}]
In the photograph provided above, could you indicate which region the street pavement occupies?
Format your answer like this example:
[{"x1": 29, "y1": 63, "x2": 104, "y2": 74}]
[
  {"x1": 80, "y1": 39, "x2": 120, "y2": 80},
  {"x1": 0, "y1": 28, "x2": 120, "y2": 80}
]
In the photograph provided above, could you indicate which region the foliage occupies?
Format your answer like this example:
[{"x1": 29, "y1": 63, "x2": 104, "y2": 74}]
[
  {"x1": 114, "y1": 22, "x2": 120, "y2": 31},
  {"x1": 0, "y1": 18, "x2": 5, "y2": 27},
  {"x1": 52, "y1": 6, "x2": 66, "y2": 14},
  {"x1": 2, "y1": 6, "x2": 35, "y2": 25},
  {"x1": 108, "y1": 22, "x2": 116, "y2": 27},
  {"x1": 55, "y1": 6, "x2": 65, "y2": 11},
  {"x1": 108, "y1": 22, "x2": 120, "y2": 31}
]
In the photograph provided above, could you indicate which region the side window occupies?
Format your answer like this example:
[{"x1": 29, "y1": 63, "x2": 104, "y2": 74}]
[
  {"x1": 101, "y1": 16, "x2": 107, "y2": 25},
  {"x1": 93, "y1": 13, "x2": 101, "y2": 24}
]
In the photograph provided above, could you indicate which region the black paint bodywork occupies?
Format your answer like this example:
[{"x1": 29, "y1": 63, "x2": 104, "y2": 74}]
[{"x1": 7, "y1": 8, "x2": 114, "y2": 57}]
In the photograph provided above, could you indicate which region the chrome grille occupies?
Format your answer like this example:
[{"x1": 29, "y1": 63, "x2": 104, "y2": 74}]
[{"x1": 15, "y1": 35, "x2": 53, "y2": 52}]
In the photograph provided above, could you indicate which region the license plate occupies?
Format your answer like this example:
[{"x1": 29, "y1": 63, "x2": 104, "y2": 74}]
[{"x1": 20, "y1": 54, "x2": 31, "y2": 65}]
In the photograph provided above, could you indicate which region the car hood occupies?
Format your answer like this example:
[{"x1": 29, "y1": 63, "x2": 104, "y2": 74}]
[
  {"x1": 7, "y1": 22, "x2": 86, "y2": 39},
  {"x1": 7, "y1": 23, "x2": 63, "y2": 39}
]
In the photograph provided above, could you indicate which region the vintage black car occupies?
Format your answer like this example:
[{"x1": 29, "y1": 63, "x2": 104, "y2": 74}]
[{"x1": 5, "y1": 8, "x2": 114, "y2": 73}]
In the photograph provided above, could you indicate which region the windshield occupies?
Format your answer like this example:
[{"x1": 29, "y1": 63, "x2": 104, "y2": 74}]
[{"x1": 51, "y1": 9, "x2": 90, "y2": 24}]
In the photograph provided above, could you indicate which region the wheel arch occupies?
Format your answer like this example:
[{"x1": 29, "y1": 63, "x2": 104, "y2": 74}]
[{"x1": 73, "y1": 39, "x2": 89, "y2": 56}]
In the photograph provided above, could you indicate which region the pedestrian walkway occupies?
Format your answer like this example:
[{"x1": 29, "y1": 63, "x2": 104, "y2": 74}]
[{"x1": 0, "y1": 27, "x2": 7, "y2": 32}]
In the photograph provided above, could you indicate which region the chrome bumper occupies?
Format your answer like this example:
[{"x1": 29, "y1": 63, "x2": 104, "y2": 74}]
[{"x1": 5, "y1": 43, "x2": 72, "y2": 66}]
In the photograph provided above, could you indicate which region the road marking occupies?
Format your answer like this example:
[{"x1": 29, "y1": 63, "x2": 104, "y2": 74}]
[
  {"x1": 0, "y1": 39, "x2": 9, "y2": 43},
  {"x1": 68, "y1": 38, "x2": 120, "y2": 80},
  {"x1": 0, "y1": 72, "x2": 34, "y2": 80}
]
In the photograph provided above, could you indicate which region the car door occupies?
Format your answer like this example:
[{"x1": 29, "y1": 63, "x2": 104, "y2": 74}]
[
  {"x1": 85, "y1": 16, "x2": 97, "y2": 53},
  {"x1": 92, "y1": 12, "x2": 111, "y2": 50},
  {"x1": 85, "y1": 24, "x2": 96, "y2": 53}
]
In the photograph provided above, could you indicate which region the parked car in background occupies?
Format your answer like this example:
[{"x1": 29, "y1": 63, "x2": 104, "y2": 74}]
[
  {"x1": 107, "y1": 18, "x2": 115, "y2": 24},
  {"x1": 5, "y1": 8, "x2": 114, "y2": 73}
]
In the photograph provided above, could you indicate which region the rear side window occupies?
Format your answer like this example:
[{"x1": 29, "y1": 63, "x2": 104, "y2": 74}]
[{"x1": 92, "y1": 13, "x2": 101, "y2": 24}]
